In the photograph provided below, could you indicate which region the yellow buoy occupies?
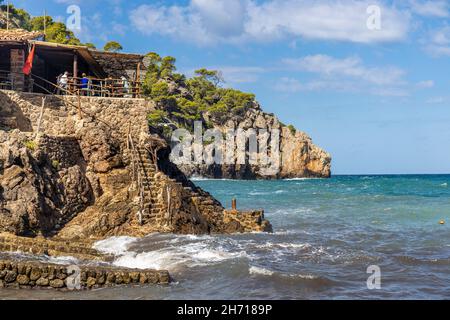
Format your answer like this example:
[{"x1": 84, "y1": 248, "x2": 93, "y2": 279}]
[{"x1": 439, "y1": 220, "x2": 445, "y2": 225}]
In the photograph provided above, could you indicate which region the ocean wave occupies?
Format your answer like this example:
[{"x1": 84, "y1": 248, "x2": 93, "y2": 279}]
[
  {"x1": 190, "y1": 176, "x2": 235, "y2": 181},
  {"x1": 248, "y1": 190, "x2": 286, "y2": 196},
  {"x1": 46, "y1": 255, "x2": 81, "y2": 265},
  {"x1": 283, "y1": 178, "x2": 324, "y2": 181},
  {"x1": 109, "y1": 240, "x2": 247, "y2": 271},
  {"x1": 248, "y1": 191, "x2": 270, "y2": 196},
  {"x1": 394, "y1": 255, "x2": 450, "y2": 266},
  {"x1": 248, "y1": 266, "x2": 328, "y2": 284},
  {"x1": 93, "y1": 236, "x2": 138, "y2": 255},
  {"x1": 249, "y1": 266, "x2": 274, "y2": 276},
  {"x1": 1, "y1": 251, "x2": 81, "y2": 266},
  {"x1": 255, "y1": 242, "x2": 311, "y2": 251}
]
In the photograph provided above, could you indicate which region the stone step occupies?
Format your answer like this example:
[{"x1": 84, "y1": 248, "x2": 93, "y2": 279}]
[
  {"x1": 140, "y1": 162, "x2": 156, "y2": 167},
  {"x1": 139, "y1": 169, "x2": 156, "y2": 175}
]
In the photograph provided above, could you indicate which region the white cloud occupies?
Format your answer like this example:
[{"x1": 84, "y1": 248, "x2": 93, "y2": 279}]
[
  {"x1": 130, "y1": 0, "x2": 411, "y2": 46},
  {"x1": 112, "y1": 23, "x2": 127, "y2": 37},
  {"x1": 183, "y1": 66, "x2": 266, "y2": 84},
  {"x1": 277, "y1": 54, "x2": 408, "y2": 96},
  {"x1": 416, "y1": 80, "x2": 434, "y2": 88},
  {"x1": 426, "y1": 97, "x2": 446, "y2": 104},
  {"x1": 54, "y1": 0, "x2": 82, "y2": 3},
  {"x1": 409, "y1": 0, "x2": 449, "y2": 18},
  {"x1": 217, "y1": 66, "x2": 266, "y2": 84},
  {"x1": 275, "y1": 77, "x2": 357, "y2": 93},
  {"x1": 425, "y1": 26, "x2": 450, "y2": 57},
  {"x1": 282, "y1": 55, "x2": 405, "y2": 86}
]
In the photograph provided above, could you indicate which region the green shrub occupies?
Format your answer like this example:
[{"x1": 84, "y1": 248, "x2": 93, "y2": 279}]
[
  {"x1": 23, "y1": 140, "x2": 37, "y2": 151},
  {"x1": 51, "y1": 160, "x2": 60, "y2": 170},
  {"x1": 162, "y1": 126, "x2": 173, "y2": 138},
  {"x1": 150, "y1": 82, "x2": 170, "y2": 99},
  {"x1": 147, "y1": 110, "x2": 168, "y2": 126},
  {"x1": 287, "y1": 124, "x2": 296, "y2": 135}
]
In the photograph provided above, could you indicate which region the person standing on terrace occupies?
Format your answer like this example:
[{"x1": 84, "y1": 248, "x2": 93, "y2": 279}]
[
  {"x1": 58, "y1": 71, "x2": 69, "y2": 95},
  {"x1": 80, "y1": 73, "x2": 90, "y2": 96}
]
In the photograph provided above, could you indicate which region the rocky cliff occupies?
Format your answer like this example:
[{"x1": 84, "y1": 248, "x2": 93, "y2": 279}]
[
  {"x1": 175, "y1": 102, "x2": 331, "y2": 179},
  {"x1": 0, "y1": 90, "x2": 271, "y2": 239}
]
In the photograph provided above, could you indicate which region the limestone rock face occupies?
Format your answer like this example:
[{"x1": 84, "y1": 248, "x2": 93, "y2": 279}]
[
  {"x1": 0, "y1": 130, "x2": 93, "y2": 236},
  {"x1": 280, "y1": 127, "x2": 331, "y2": 178},
  {"x1": 177, "y1": 104, "x2": 331, "y2": 179}
]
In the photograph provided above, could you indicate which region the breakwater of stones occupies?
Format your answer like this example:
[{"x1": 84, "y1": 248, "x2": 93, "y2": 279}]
[{"x1": 0, "y1": 259, "x2": 170, "y2": 290}]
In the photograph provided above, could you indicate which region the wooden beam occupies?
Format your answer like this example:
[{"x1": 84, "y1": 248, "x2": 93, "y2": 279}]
[
  {"x1": 135, "y1": 62, "x2": 141, "y2": 98},
  {"x1": 73, "y1": 53, "x2": 78, "y2": 78},
  {"x1": 35, "y1": 97, "x2": 46, "y2": 140}
]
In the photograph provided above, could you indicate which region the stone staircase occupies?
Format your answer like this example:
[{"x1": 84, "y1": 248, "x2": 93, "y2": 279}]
[
  {"x1": 136, "y1": 146, "x2": 159, "y2": 222},
  {"x1": 131, "y1": 145, "x2": 225, "y2": 228}
]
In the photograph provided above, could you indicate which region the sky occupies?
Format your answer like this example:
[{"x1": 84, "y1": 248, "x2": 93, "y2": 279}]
[{"x1": 11, "y1": 0, "x2": 450, "y2": 174}]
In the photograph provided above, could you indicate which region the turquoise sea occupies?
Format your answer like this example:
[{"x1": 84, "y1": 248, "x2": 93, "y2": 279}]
[{"x1": 1, "y1": 175, "x2": 449, "y2": 299}]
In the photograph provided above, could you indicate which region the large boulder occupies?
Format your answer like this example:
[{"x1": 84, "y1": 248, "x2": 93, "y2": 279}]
[{"x1": 0, "y1": 130, "x2": 94, "y2": 236}]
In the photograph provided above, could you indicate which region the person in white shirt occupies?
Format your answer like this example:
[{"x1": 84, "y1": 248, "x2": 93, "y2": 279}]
[{"x1": 59, "y1": 71, "x2": 69, "y2": 94}]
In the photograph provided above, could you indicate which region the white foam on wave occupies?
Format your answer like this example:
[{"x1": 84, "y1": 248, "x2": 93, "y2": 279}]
[
  {"x1": 288, "y1": 273, "x2": 320, "y2": 280},
  {"x1": 248, "y1": 191, "x2": 269, "y2": 196},
  {"x1": 256, "y1": 241, "x2": 311, "y2": 250},
  {"x1": 110, "y1": 241, "x2": 247, "y2": 271},
  {"x1": 270, "y1": 229, "x2": 299, "y2": 236},
  {"x1": 440, "y1": 183, "x2": 448, "y2": 187},
  {"x1": 249, "y1": 266, "x2": 274, "y2": 276},
  {"x1": 284, "y1": 177, "x2": 322, "y2": 181},
  {"x1": 46, "y1": 255, "x2": 80, "y2": 265},
  {"x1": 249, "y1": 266, "x2": 320, "y2": 280},
  {"x1": 93, "y1": 236, "x2": 138, "y2": 255},
  {"x1": 5, "y1": 251, "x2": 80, "y2": 266},
  {"x1": 113, "y1": 250, "x2": 184, "y2": 270},
  {"x1": 190, "y1": 176, "x2": 235, "y2": 181}
]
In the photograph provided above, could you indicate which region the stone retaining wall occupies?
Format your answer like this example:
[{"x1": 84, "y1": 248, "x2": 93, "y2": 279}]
[
  {"x1": 39, "y1": 135, "x2": 84, "y2": 169},
  {"x1": 0, "y1": 90, "x2": 152, "y2": 143},
  {"x1": 0, "y1": 260, "x2": 170, "y2": 290}
]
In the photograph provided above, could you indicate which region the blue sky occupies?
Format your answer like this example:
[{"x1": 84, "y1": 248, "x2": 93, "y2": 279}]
[{"x1": 12, "y1": 0, "x2": 450, "y2": 174}]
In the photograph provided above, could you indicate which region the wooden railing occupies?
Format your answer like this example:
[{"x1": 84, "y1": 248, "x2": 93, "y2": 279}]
[
  {"x1": 0, "y1": 70, "x2": 34, "y2": 92},
  {"x1": 0, "y1": 70, "x2": 13, "y2": 90},
  {"x1": 127, "y1": 130, "x2": 146, "y2": 225},
  {"x1": 0, "y1": 70, "x2": 144, "y2": 99},
  {"x1": 67, "y1": 76, "x2": 143, "y2": 98}
]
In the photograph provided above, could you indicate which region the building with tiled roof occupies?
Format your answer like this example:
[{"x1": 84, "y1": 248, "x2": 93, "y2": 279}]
[{"x1": 0, "y1": 29, "x2": 144, "y2": 95}]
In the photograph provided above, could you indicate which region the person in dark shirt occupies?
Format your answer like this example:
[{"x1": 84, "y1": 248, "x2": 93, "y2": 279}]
[{"x1": 80, "y1": 73, "x2": 90, "y2": 96}]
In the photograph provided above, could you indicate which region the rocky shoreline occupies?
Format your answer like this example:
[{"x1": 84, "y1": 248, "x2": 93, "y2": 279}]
[{"x1": 0, "y1": 90, "x2": 273, "y2": 290}]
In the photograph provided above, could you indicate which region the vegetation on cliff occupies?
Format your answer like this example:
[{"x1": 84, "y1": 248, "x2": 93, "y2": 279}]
[
  {"x1": 143, "y1": 52, "x2": 261, "y2": 133},
  {"x1": 142, "y1": 52, "x2": 332, "y2": 179}
]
